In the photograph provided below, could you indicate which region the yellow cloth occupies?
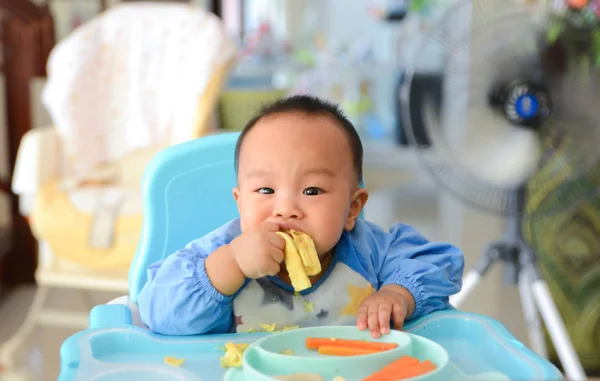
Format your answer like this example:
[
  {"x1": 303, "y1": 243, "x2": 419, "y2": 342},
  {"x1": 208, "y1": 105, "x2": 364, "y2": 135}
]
[{"x1": 30, "y1": 180, "x2": 142, "y2": 271}]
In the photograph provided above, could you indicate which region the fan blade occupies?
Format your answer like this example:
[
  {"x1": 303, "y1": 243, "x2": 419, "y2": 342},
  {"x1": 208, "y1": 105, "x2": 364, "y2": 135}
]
[{"x1": 436, "y1": 99, "x2": 541, "y2": 188}]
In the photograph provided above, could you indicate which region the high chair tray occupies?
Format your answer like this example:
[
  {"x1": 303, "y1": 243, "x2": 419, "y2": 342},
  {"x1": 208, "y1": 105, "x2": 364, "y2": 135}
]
[{"x1": 58, "y1": 306, "x2": 563, "y2": 381}]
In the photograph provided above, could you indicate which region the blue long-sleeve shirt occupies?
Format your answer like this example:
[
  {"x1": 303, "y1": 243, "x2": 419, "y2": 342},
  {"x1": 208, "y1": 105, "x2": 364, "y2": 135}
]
[{"x1": 138, "y1": 218, "x2": 464, "y2": 335}]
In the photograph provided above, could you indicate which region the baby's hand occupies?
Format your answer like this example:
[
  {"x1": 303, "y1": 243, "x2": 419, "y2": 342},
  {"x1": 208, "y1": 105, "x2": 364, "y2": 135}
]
[
  {"x1": 230, "y1": 221, "x2": 286, "y2": 279},
  {"x1": 356, "y1": 285, "x2": 413, "y2": 338}
]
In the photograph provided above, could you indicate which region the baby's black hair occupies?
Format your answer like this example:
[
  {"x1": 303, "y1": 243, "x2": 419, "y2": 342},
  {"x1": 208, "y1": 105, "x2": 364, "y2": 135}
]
[{"x1": 234, "y1": 95, "x2": 363, "y2": 183}]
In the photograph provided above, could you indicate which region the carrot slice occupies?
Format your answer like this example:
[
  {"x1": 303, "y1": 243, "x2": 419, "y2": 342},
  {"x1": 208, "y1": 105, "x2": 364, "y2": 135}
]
[
  {"x1": 362, "y1": 356, "x2": 418, "y2": 381},
  {"x1": 362, "y1": 356, "x2": 435, "y2": 381},
  {"x1": 375, "y1": 355, "x2": 420, "y2": 373},
  {"x1": 306, "y1": 338, "x2": 397, "y2": 351},
  {"x1": 317, "y1": 345, "x2": 382, "y2": 356},
  {"x1": 386, "y1": 360, "x2": 437, "y2": 380},
  {"x1": 385, "y1": 355, "x2": 420, "y2": 369}
]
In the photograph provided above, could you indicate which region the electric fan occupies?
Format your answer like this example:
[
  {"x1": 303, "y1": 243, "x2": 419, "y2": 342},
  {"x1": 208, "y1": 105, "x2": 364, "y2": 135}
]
[{"x1": 399, "y1": 1, "x2": 600, "y2": 380}]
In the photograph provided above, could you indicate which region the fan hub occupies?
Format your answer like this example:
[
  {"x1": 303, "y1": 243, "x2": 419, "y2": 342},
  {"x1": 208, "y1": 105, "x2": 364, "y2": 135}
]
[
  {"x1": 489, "y1": 81, "x2": 552, "y2": 129},
  {"x1": 515, "y1": 94, "x2": 539, "y2": 119}
]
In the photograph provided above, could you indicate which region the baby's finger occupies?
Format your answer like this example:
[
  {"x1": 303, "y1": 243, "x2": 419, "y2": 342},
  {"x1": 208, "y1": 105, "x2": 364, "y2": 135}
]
[
  {"x1": 269, "y1": 232, "x2": 286, "y2": 250},
  {"x1": 264, "y1": 260, "x2": 281, "y2": 277},
  {"x1": 261, "y1": 221, "x2": 282, "y2": 232},
  {"x1": 391, "y1": 301, "x2": 407, "y2": 330},
  {"x1": 269, "y1": 246, "x2": 285, "y2": 264},
  {"x1": 367, "y1": 304, "x2": 381, "y2": 338},
  {"x1": 378, "y1": 303, "x2": 392, "y2": 334},
  {"x1": 356, "y1": 304, "x2": 369, "y2": 330}
]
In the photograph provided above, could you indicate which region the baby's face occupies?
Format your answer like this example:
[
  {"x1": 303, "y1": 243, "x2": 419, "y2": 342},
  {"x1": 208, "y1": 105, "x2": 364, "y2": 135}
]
[{"x1": 233, "y1": 112, "x2": 368, "y2": 256}]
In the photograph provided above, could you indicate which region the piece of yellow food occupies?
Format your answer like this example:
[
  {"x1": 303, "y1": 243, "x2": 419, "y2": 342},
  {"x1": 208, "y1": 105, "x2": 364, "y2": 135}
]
[
  {"x1": 303, "y1": 299, "x2": 315, "y2": 312},
  {"x1": 288, "y1": 230, "x2": 321, "y2": 275},
  {"x1": 219, "y1": 342, "x2": 249, "y2": 368},
  {"x1": 260, "y1": 322, "x2": 277, "y2": 332},
  {"x1": 276, "y1": 229, "x2": 321, "y2": 291},
  {"x1": 251, "y1": 323, "x2": 299, "y2": 333},
  {"x1": 164, "y1": 356, "x2": 185, "y2": 367},
  {"x1": 280, "y1": 349, "x2": 294, "y2": 355}
]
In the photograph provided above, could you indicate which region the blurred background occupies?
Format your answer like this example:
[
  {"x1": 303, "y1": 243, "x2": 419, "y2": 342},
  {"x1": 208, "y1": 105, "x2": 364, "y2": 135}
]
[{"x1": 0, "y1": 0, "x2": 598, "y2": 380}]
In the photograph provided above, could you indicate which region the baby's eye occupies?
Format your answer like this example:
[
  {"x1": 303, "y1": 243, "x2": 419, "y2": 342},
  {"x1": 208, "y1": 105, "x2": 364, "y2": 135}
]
[
  {"x1": 257, "y1": 187, "x2": 274, "y2": 194},
  {"x1": 303, "y1": 187, "x2": 322, "y2": 196}
]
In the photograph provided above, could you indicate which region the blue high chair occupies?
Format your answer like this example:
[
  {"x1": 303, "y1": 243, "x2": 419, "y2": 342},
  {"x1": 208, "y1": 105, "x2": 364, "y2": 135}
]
[{"x1": 58, "y1": 132, "x2": 564, "y2": 381}]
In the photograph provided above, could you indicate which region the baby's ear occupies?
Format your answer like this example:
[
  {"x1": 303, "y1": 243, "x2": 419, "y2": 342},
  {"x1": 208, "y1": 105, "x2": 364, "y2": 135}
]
[
  {"x1": 345, "y1": 188, "x2": 369, "y2": 230},
  {"x1": 232, "y1": 187, "x2": 241, "y2": 212}
]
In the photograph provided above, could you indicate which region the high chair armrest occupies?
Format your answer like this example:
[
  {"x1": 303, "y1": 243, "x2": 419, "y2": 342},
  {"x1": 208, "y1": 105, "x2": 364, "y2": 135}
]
[
  {"x1": 89, "y1": 296, "x2": 147, "y2": 330},
  {"x1": 12, "y1": 126, "x2": 62, "y2": 195},
  {"x1": 89, "y1": 304, "x2": 132, "y2": 329},
  {"x1": 11, "y1": 127, "x2": 63, "y2": 216}
]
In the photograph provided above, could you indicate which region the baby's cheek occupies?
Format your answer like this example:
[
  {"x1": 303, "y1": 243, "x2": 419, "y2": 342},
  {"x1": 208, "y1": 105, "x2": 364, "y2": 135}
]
[
  {"x1": 240, "y1": 204, "x2": 269, "y2": 226},
  {"x1": 239, "y1": 213, "x2": 261, "y2": 232},
  {"x1": 315, "y1": 239, "x2": 335, "y2": 256},
  {"x1": 315, "y1": 222, "x2": 345, "y2": 254}
]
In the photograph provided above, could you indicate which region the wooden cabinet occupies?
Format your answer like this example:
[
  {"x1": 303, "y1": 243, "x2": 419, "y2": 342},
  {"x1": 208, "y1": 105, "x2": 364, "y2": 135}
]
[{"x1": 0, "y1": 0, "x2": 54, "y2": 297}]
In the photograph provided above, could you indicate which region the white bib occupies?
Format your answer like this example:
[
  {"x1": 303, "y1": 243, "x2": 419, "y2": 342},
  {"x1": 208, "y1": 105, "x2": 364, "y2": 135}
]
[{"x1": 232, "y1": 262, "x2": 375, "y2": 333}]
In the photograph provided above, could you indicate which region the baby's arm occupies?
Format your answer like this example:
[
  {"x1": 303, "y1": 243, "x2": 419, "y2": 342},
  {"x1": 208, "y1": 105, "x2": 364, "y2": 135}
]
[
  {"x1": 375, "y1": 223, "x2": 464, "y2": 320},
  {"x1": 138, "y1": 222, "x2": 244, "y2": 335}
]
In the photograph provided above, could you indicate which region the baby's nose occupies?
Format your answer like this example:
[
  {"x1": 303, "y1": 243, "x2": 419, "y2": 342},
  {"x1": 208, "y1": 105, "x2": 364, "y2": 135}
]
[{"x1": 273, "y1": 197, "x2": 302, "y2": 219}]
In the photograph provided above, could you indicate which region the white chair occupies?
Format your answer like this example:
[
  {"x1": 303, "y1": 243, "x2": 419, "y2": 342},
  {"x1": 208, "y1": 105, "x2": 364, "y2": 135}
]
[{"x1": 2, "y1": 2, "x2": 236, "y2": 371}]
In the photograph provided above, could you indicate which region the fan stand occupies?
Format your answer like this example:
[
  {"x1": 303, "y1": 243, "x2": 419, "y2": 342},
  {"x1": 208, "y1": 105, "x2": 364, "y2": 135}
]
[{"x1": 449, "y1": 185, "x2": 587, "y2": 381}]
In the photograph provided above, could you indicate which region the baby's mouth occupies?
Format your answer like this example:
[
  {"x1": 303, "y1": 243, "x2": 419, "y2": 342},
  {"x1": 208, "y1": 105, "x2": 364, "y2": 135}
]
[{"x1": 277, "y1": 222, "x2": 304, "y2": 233}]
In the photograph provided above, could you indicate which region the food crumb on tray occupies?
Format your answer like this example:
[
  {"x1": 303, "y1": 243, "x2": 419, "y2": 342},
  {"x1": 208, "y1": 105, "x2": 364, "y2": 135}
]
[
  {"x1": 163, "y1": 356, "x2": 185, "y2": 367},
  {"x1": 219, "y1": 342, "x2": 249, "y2": 368}
]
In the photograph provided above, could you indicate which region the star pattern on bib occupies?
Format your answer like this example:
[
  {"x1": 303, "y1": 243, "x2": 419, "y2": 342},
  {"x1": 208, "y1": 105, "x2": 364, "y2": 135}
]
[
  {"x1": 342, "y1": 283, "x2": 375, "y2": 315},
  {"x1": 256, "y1": 278, "x2": 294, "y2": 310}
]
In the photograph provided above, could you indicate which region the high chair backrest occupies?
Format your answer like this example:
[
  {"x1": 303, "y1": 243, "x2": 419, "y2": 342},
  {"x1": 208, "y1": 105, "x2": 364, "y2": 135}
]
[
  {"x1": 42, "y1": 2, "x2": 236, "y2": 184},
  {"x1": 129, "y1": 132, "x2": 241, "y2": 302}
]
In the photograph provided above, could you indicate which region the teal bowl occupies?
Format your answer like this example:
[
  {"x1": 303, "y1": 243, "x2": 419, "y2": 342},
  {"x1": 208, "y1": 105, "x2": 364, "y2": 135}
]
[{"x1": 240, "y1": 326, "x2": 449, "y2": 381}]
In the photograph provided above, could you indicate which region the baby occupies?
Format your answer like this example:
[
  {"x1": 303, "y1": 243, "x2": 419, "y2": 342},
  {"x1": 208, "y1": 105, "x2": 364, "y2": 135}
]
[{"x1": 138, "y1": 95, "x2": 464, "y2": 338}]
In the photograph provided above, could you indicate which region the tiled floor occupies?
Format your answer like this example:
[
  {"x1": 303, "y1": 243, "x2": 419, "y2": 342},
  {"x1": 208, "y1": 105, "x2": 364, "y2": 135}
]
[{"x1": 0, "y1": 286, "x2": 123, "y2": 381}]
